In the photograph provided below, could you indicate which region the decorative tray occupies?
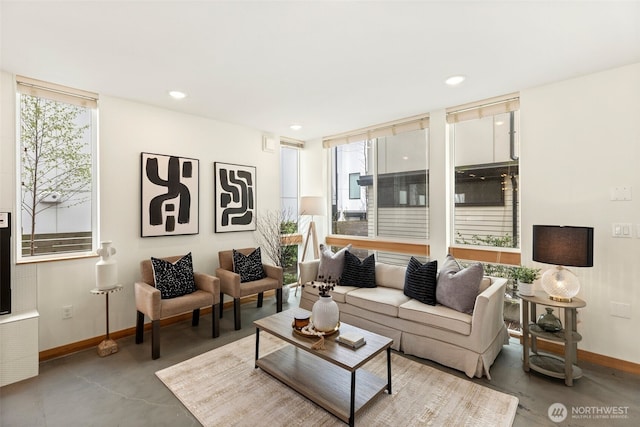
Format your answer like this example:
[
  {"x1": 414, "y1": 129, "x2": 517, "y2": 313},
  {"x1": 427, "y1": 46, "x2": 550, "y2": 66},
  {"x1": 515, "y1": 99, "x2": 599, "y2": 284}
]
[{"x1": 292, "y1": 322, "x2": 340, "y2": 337}]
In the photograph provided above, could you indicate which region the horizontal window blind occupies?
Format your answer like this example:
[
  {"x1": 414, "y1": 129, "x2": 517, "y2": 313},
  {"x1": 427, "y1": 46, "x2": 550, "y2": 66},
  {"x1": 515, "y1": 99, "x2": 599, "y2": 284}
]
[
  {"x1": 16, "y1": 75, "x2": 98, "y2": 109},
  {"x1": 323, "y1": 113, "x2": 430, "y2": 148},
  {"x1": 446, "y1": 93, "x2": 519, "y2": 124},
  {"x1": 280, "y1": 137, "x2": 304, "y2": 149}
]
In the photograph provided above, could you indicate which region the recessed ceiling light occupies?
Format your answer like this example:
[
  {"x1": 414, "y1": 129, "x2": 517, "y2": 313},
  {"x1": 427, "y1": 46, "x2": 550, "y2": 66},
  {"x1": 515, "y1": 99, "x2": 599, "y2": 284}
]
[
  {"x1": 168, "y1": 90, "x2": 187, "y2": 99},
  {"x1": 445, "y1": 75, "x2": 466, "y2": 86},
  {"x1": 290, "y1": 124, "x2": 302, "y2": 131}
]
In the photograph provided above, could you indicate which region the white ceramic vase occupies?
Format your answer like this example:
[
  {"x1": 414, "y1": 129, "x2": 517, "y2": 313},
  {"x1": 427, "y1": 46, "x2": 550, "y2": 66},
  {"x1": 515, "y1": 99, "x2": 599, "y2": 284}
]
[
  {"x1": 96, "y1": 241, "x2": 118, "y2": 290},
  {"x1": 311, "y1": 294, "x2": 339, "y2": 332}
]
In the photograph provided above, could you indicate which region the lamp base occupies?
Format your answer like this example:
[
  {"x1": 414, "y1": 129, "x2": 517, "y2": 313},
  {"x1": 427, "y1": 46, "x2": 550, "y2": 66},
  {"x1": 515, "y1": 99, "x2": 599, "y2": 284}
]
[
  {"x1": 548, "y1": 295, "x2": 572, "y2": 303},
  {"x1": 541, "y1": 266, "x2": 580, "y2": 303}
]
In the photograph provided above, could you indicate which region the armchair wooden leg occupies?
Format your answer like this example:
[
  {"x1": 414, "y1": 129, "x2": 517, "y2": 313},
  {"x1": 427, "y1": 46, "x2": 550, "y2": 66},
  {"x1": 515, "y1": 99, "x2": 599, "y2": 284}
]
[
  {"x1": 151, "y1": 319, "x2": 160, "y2": 360},
  {"x1": 276, "y1": 288, "x2": 283, "y2": 312},
  {"x1": 212, "y1": 304, "x2": 220, "y2": 338},
  {"x1": 136, "y1": 311, "x2": 144, "y2": 344},
  {"x1": 192, "y1": 308, "x2": 200, "y2": 326},
  {"x1": 257, "y1": 292, "x2": 264, "y2": 308},
  {"x1": 219, "y1": 292, "x2": 224, "y2": 318},
  {"x1": 234, "y1": 298, "x2": 241, "y2": 330}
]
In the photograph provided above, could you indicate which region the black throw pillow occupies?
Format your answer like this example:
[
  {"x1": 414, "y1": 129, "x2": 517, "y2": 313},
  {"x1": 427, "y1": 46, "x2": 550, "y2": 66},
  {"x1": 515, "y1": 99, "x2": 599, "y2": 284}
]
[
  {"x1": 404, "y1": 257, "x2": 438, "y2": 305},
  {"x1": 151, "y1": 253, "x2": 197, "y2": 299},
  {"x1": 233, "y1": 248, "x2": 266, "y2": 283},
  {"x1": 340, "y1": 251, "x2": 376, "y2": 288}
]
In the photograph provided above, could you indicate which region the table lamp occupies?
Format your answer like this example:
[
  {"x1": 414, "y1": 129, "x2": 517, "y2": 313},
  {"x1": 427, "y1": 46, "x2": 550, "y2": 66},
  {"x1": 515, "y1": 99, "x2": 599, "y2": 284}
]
[
  {"x1": 532, "y1": 225, "x2": 594, "y2": 302},
  {"x1": 300, "y1": 196, "x2": 324, "y2": 261}
]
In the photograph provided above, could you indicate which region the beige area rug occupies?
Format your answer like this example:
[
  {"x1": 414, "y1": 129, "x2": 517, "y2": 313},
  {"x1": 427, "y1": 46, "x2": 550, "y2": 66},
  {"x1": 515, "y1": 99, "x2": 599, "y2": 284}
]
[{"x1": 156, "y1": 334, "x2": 518, "y2": 426}]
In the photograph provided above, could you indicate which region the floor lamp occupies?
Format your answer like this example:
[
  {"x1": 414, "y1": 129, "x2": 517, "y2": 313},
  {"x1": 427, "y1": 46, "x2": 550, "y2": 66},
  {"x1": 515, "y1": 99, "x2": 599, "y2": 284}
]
[
  {"x1": 300, "y1": 196, "x2": 324, "y2": 262},
  {"x1": 297, "y1": 196, "x2": 324, "y2": 296}
]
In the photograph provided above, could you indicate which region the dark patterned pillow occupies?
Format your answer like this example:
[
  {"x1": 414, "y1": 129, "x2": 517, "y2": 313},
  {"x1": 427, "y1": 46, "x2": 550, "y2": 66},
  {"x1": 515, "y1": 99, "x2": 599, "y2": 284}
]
[
  {"x1": 233, "y1": 248, "x2": 266, "y2": 283},
  {"x1": 404, "y1": 257, "x2": 438, "y2": 305},
  {"x1": 340, "y1": 251, "x2": 376, "y2": 288},
  {"x1": 151, "y1": 253, "x2": 197, "y2": 299}
]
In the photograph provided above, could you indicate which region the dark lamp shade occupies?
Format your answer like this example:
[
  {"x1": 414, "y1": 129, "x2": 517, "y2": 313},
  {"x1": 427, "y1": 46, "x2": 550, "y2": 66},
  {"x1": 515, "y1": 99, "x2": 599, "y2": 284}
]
[{"x1": 532, "y1": 225, "x2": 594, "y2": 267}]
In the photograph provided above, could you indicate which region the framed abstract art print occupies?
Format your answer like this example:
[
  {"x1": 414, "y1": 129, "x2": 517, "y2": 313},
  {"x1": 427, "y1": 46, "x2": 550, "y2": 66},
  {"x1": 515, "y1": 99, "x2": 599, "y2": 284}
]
[
  {"x1": 214, "y1": 162, "x2": 256, "y2": 233},
  {"x1": 141, "y1": 152, "x2": 199, "y2": 237}
]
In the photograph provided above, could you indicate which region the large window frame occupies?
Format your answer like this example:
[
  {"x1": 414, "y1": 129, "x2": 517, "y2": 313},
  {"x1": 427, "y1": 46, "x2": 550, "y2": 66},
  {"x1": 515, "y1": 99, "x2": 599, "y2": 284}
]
[
  {"x1": 324, "y1": 115, "x2": 431, "y2": 265},
  {"x1": 16, "y1": 76, "x2": 99, "y2": 262},
  {"x1": 279, "y1": 138, "x2": 303, "y2": 284},
  {"x1": 448, "y1": 94, "x2": 521, "y2": 253}
]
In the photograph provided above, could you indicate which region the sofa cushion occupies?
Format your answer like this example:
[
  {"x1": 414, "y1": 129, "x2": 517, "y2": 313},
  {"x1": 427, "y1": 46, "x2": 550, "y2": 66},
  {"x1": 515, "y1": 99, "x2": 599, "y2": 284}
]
[
  {"x1": 317, "y1": 243, "x2": 351, "y2": 281},
  {"x1": 436, "y1": 254, "x2": 483, "y2": 314},
  {"x1": 403, "y1": 257, "x2": 438, "y2": 305},
  {"x1": 233, "y1": 248, "x2": 266, "y2": 283},
  {"x1": 345, "y1": 287, "x2": 410, "y2": 317},
  {"x1": 151, "y1": 253, "x2": 197, "y2": 299},
  {"x1": 341, "y1": 252, "x2": 376, "y2": 288},
  {"x1": 375, "y1": 262, "x2": 407, "y2": 290},
  {"x1": 398, "y1": 299, "x2": 472, "y2": 335}
]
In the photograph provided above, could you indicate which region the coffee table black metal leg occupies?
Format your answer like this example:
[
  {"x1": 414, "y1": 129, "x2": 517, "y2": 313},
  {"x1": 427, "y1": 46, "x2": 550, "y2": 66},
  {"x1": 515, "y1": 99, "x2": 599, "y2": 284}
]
[
  {"x1": 387, "y1": 347, "x2": 392, "y2": 394},
  {"x1": 255, "y1": 327, "x2": 260, "y2": 369},
  {"x1": 349, "y1": 371, "x2": 356, "y2": 427}
]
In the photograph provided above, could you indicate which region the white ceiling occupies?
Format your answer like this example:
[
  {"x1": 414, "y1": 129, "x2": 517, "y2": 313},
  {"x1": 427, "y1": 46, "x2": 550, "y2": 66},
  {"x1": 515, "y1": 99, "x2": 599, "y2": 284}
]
[{"x1": 2, "y1": 1, "x2": 639, "y2": 141}]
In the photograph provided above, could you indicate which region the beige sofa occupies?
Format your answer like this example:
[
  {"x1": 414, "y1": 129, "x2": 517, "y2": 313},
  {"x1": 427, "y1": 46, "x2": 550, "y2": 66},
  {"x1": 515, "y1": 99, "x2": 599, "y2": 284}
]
[{"x1": 299, "y1": 259, "x2": 509, "y2": 379}]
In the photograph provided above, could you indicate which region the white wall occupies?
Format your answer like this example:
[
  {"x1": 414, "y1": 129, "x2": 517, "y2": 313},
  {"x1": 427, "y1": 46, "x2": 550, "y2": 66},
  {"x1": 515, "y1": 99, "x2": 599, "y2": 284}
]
[
  {"x1": 1, "y1": 73, "x2": 282, "y2": 352},
  {"x1": 520, "y1": 63, "x2": 640, "y2": 364}
]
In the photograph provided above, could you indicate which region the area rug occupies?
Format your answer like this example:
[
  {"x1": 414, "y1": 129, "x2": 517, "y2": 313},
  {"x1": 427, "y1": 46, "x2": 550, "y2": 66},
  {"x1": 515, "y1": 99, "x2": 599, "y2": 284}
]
[{"x1": 156, "y1": 334, "x2": 518, "y2": 426}]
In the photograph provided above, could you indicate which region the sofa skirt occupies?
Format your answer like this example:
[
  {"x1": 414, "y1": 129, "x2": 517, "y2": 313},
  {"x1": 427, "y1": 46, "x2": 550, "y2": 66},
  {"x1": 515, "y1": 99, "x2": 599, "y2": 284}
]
[{"x1": 402, "y1": 325, "x2": 508, "y2": 379}]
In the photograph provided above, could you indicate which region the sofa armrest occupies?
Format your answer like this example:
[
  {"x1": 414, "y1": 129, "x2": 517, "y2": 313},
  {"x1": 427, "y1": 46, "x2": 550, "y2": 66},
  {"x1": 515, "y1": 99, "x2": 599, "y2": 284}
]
[
  {"x1": 134, "y1": 281, "x2": 161, "y2": 320},
  {"x1": 193, "y1": 272, "x2": 220, "y2": 298},
  {"x1": 298, "y1": 259, "x2": 320, "y2": 284},
  {"x1": 263, "y1": 264, "x2": 283, "y2": 287},
  {"x1": 469, "y1": 277, "x2": 507, "y2": 350}
]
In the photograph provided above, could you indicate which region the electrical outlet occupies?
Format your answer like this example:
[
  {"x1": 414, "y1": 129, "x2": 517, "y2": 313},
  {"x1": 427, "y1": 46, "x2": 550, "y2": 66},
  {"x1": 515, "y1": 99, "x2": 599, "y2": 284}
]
[
  {"x1": 62, "y1": 305, "x2": 73, "y2": 319},
  {"x1": 610, "y1": 301, "x2": 631, "y2": 319}
]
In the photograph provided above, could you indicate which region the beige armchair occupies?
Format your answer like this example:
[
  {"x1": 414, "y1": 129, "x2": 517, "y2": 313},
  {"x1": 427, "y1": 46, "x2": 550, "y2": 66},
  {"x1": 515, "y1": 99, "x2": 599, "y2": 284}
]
[
  {"x1": 216, "y1": 248, "x2": 283, "y2": 330},
  {"x1": 135, "y1": 255, "x2": 220, "y2": 359}
]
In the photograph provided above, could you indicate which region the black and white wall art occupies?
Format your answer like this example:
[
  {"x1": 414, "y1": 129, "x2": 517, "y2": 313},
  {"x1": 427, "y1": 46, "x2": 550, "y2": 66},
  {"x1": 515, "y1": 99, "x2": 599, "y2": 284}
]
[
  {"x1": 214, "y1": 162, "x2": 256, "y2": 233},
  {"x1": 141, "y1": 152, "x2": 199, "y2": 237}
]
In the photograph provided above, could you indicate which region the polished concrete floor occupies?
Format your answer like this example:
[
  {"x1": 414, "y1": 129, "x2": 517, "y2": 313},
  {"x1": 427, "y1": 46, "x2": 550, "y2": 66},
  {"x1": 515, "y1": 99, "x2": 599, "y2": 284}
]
[{"x1": 1, "y1": 293, "x2": 638, "y2": 427}]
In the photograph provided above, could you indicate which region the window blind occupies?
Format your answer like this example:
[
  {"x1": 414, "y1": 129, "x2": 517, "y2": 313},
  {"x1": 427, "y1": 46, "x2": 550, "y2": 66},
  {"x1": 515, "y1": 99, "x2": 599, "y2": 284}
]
[
  {"x1": 16, "y1": 75, "x2": 98, "y2": 109},
  {"x1": 322, "y1": 114, "x2": 430, "y2": 148},
  {"x1": 446, "y1": 93, "x2": 519, "y2": 124},
  {"x1": 280, "y1": 137, "x2": 304, "y2": 149}
]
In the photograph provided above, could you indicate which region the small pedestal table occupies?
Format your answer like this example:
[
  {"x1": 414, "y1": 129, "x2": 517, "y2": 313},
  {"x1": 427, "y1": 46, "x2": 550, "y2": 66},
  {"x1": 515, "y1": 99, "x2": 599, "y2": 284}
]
[{"x1": 90, "y1": 284, "x2": 123, "y2": 357}]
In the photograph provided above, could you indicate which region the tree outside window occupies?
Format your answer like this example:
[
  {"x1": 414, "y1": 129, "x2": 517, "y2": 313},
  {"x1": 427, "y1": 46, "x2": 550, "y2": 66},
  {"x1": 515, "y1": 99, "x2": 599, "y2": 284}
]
[{"x1": 18, "y1": 79, "x2": 97, "y2": 258}]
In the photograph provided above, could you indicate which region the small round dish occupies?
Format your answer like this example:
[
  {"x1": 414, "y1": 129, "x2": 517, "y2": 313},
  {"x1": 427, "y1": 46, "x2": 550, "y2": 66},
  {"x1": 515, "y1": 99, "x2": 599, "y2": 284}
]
[{"x1": 292, "y1": 322, "x2": 340, "y2": 337}]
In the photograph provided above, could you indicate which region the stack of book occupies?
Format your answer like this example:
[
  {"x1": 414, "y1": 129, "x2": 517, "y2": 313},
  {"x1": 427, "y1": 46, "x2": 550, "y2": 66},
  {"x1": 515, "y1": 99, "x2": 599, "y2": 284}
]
[{"x1": 336, "y1": 332, "x2": 366, "y2": 349}]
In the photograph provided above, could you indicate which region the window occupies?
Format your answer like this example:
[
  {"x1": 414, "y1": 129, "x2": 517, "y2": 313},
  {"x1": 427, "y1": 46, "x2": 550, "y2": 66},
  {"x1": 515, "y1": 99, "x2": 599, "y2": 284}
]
[
  {"x1": 448, "y1": 95, "x2": 520, "y2": 249},
  {"x1": 16, "y1": 76, "x2": 98, "y2": 260},
  {"x1": 279, "y1": 142, "x2": 300, "y2": 284},
  {"x1": 326, "y1": 116, "x2": 429, "y2": 265}
]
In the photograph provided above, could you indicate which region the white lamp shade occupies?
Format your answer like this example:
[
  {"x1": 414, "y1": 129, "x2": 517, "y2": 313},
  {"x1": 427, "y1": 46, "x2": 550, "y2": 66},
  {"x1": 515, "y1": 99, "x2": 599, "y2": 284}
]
[{"x1": 300, "y1": 196, "x2": 325, "y2": 216}]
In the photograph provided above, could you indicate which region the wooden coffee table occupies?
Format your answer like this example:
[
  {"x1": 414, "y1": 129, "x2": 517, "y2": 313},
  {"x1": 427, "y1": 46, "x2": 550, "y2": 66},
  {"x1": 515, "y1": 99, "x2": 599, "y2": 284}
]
[{"x1": 254, "y1": 309, "x2": 393, "y2": 426}]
